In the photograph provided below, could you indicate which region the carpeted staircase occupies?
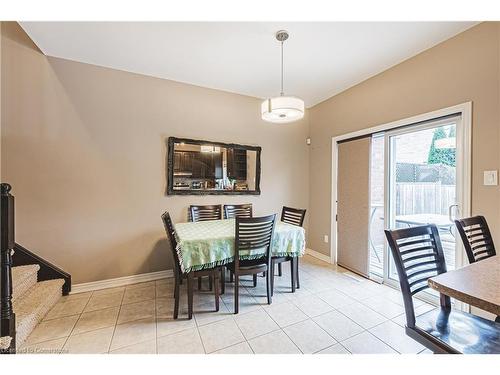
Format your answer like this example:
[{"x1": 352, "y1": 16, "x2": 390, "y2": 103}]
[{"x1": 10, "y1": 264, "x2": 65, "y2": 348}]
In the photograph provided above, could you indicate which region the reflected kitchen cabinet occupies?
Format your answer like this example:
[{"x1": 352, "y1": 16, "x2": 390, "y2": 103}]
[
  {"x1": 167, "y1": 137, "x2": 261, "y2": 195},
  {"x1": 227, "y1": 149, "x2": 247, "y2": 180}
]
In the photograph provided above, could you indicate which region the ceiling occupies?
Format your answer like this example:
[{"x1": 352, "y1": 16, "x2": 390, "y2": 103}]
[{"x1": 20, "y1": 22, "x2": 477, "y2": 108}]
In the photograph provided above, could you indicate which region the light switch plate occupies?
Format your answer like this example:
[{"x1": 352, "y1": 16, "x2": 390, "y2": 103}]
[
  {"x1": 323, "y1": 235, "x2": 329, "y2": 243},
  {"x1": 483, "y1": 170, "x2": 498, "y2": 186}
]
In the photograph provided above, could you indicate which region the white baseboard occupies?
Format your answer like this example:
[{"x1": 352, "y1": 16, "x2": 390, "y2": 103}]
[
  {"x1": 71, "y1": 269, "x2": 174, "y2": 294},
  {"x1": 305, "y1": 248, "x2": 333, "y2": 264}
]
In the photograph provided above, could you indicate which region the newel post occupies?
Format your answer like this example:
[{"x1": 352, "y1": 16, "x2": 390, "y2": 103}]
[{"x1": 1, "y1": 183, "x2": 16, "y2": 353}]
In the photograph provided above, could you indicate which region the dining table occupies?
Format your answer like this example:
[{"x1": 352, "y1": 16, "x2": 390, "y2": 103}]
[
  {"x1": 174, "y1": 218, "x2": 306, "y2": 273},
  {"x1": 428, "y1": 255, "x2": 500, "y2": 316}
]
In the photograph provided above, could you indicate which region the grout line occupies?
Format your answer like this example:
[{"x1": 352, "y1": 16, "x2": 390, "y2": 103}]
[
  {"x1": 58, "y1": 290, "x2": 95, "y2": 352},
  {"x1": 154, "y1": 279, "x2": 158, "y2": 354},
  {"x1": 106, "y1": 288, "x2": 126, "y2": 353}
]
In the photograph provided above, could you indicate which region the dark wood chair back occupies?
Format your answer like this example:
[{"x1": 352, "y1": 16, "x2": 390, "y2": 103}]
[
  {"x1": 234, "y1": 215, "x2": 276, "y2": 270},
  {"x1": 454, "y1": 215, "x2": 496, "y2": 264},
  {"x1": 224, "y1": 204, "x2": 253, "y2": 219},
  {"x1": 189, "y1": 204, "x2": 222, "y2": 222},
  {"x1": 384, "y1": 224, "x2": 450, "y2": 328},
  {"x1": 161, "y1": 212, "x2": 182, "y2": 277},
  {"x1": 281, "y1": 206, "x2": 306, "y2": 227}
]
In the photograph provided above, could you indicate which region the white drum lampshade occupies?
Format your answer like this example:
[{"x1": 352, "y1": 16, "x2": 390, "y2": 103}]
[{"x1": 261, "y1": 96, "x2": 305, "y2": 124}]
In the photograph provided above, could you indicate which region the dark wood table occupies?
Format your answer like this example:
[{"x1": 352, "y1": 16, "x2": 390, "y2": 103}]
[{"x1": 428, "y1": 255, "x2": 500, "y2": 316}]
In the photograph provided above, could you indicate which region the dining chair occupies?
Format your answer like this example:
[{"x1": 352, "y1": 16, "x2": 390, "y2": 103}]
[
  {"x1": 162, "y1": 211, "x2": 220, "y2": 319},
  {"x1": 385, "y1": 224, "x2": 500, "y2": 354},
  {"x1": 271, "y1": 206, "x2": 306, "y2": 291},
  {"x1": 223, "y1": 204, "x2": 253, "y2": 285},
  {"x1": 188, "y1": 204, "x2": 223, "y2": 290},
  {"x1": 454, "y1": 215, "x2": 499, "y2": 322},
  {"x1": 223, "y1": 204, "x2": 253, "y2": 219},
  {"x1": 226, "y1": 214, "x2": 276, "y2": 314},
  {"x1": 455, "y1": 215, "x2": 496, "y2": 263},
  {"x1": 189, "y1": 204, "x2": 222, "y2": 222}
]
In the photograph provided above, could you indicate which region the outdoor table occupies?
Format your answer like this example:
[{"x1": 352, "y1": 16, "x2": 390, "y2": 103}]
[
  {"x1": 174, "y1": 219, "x2": 306, "y2": 273},
  {"x1": 396, "y1": 213, "x2": 455, "y2": 236}
]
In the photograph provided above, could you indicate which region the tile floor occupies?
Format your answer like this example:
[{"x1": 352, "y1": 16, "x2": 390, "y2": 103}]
[{"x1": 19, "y1": 255, "x2": 434, "y2": 354}]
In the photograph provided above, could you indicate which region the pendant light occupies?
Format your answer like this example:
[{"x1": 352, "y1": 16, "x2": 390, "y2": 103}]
[{"x1": 261, "y1": 30, "x2": 304, "y2": 124}]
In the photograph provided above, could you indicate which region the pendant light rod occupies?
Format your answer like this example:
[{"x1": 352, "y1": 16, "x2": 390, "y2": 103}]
[
  {"x1": 280, "y1": 39, "x2": 284, "y2": 96},
  {"x1": 276, "y1": 30, "x2": 289, "y2": 97}
]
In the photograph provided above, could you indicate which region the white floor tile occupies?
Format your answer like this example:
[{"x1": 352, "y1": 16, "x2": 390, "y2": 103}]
[
  {"x1": 369, "y1": 320, "x2": 425, "y2": 353},
  {"x1": 283, "y1": 319, "x2": 336, "y2": 354},
  {"x1": 213, "y1": 341, "x2": 254, "y2": 354},
  {"x1": 198, "y1": 318, "x2": 245, "y2": 353},
  {"x1": 341, "y1": 331, "x2": 397, "y2": 354},
  {"x1": 316, "y1": 343, "x2": 351, "y2": 354},
  {"x1": 248, "y1": 330, "x2": 301, "y2": 354},
  {"x1": 234, "y1": 309, "x2": 280, "y2": 340},
  {"x1": 313, "y1": 310, "x2": 364, "y2": 341},
  {"x1": 336, "y1": 301, "x2": 387, "y2": 329},
  {"x1": 263, "y1": 301, "x2": 308, "y2": 328},
  {"x1": 157, "y1": 327, "x2": 205, "y2": 354}
]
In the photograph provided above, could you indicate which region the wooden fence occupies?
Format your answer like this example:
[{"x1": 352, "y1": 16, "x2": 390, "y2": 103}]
[{"x1": 395, "y1": 182, "x2": 455, "y2": 216}]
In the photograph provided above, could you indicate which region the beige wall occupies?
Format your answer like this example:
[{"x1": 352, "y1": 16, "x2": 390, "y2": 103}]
[
  {"x1": 0, "y1": 22, "x2": 309, "y2": 283},
  {"x1": 309, "y1": 22, "x2": 500, "y2": 256}
]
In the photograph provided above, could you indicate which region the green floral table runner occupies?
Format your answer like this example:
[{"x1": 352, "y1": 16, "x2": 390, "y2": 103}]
[{"x1": 174, "y1": 219, "x2": 306, "y2": 273}]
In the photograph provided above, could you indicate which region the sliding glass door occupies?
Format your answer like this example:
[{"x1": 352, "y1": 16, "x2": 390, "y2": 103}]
[{"x1": 384, "y1": 116, "x2": 462, "y2": 286}]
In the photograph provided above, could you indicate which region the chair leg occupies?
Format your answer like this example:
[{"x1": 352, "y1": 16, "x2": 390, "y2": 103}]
[
  {"x1": 209, "y1": 275, "x2": 213, "y2": 291},
  {"x1": 290, "y1": 258, "x2": 296, "y2": 293},
  {"x1": 271, "y1": 262, "x2": 275, "y2": 296},
  {"x1": 198, "y1": 277, "x2": 202, "y2": 290},
  {"x1": 187, "y1": 274, "x2": 194, "y2": 320},
  {"x1": 220, "y1": 267, "x2": 225, "y2": 295},
  {"x1": 173, "y1": 277, "x2": 180, "y2": 319},
  {"x1": 234, "y1": 274, "x2": 239, "y2": 314},
  {"x1": 253, "y1": 274, "x2": 257, "y2": 287},
  {"x1": 229, "y1": 271, "x2": 234, "y2": 283},
  {"x1": 214, "y1": 272, "x2": 220, "y2": 312},
  {"x1": 296, "y1": 257, "x2": 300, "y2": 289},
  {"x1": 278, "y1": 263, "x2": 282, "y2": 276},
  {"x1": 266, "y1": 268, "x2": 272, "y2": 305}
]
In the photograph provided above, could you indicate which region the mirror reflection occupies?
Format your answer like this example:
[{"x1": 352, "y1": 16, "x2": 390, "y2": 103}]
[{"x1": 168, "y1": 138, "x2": 261, "y2": 195}]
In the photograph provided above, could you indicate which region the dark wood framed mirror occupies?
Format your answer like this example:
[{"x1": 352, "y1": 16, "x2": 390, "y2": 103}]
[{"x1": 167, "y1": 137, "x2": 261, "y2": 195}]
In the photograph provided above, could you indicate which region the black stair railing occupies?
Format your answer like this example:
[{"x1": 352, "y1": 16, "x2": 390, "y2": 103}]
[{"x1": 1, "y1": 183, "x2": 16, "y2": 354}]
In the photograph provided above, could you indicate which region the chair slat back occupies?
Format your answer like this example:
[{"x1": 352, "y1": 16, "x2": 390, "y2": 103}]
[
  {"x1": 161, "y1": 212, "x2": 182, "y2": 277},
  {"x1": 189, "y1": 205, "x2": 222, "y2": 222},
  {"x1": 224, "y1": 204, "x2": 253, "y2": 219},
  {"x1": 234, "y1": 215, "x2": 276, "y2": 269},
  {"x1": 455, "y1": 216, "x2": 496, "y2": 264},
  {"x1": 281, "y1": 206, "x2": 306, "y2": 227},
  {"x1": 384, "y1": 224, "x2": 450, "y2": 328}
]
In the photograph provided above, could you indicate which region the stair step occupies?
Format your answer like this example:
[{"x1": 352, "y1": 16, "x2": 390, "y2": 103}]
[
  {"x1": 0, "y1": 336, "x2": 12, "y2": 350},
  {"x1": 12, "y1": 265, "x2": 40, "y2": 302},
  {"x1": 13, "y1": 279, "x2": 64, "y2": 348}
]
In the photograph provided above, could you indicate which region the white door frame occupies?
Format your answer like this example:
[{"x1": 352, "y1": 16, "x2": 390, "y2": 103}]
[{"x1": 330, "y1": 102, "x2": 472, "y2": 271}]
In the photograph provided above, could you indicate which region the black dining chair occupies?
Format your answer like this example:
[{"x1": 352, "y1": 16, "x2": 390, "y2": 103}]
[
  {"x1": 189, "y1": 204, "x2": 222, "y2": 222},
  {"x1": 223, "y1": 204, "x2": 253, "y2": 219},
  {"x1": 454, "y1": 215, "x2": 499, "y2": 322},
  {"x1": 225, "y1": 214, "x2": 276, "y2": 314},
  {"x1": 161, "y1": 211, "x2": 220, "y2": 320},
  {"x1": 223, "y1": 204, "x2": 253, "y2": 285},
  {"x1": 188, "y1": 204, "x2": 223, "y2": 291},
  {"x1": 455, "y1": 215, "x2": 496, "y2": 264},
  {"x1": 385, "y1": 224, "x2": 500, "y2": 354},
  {"x1": 271, "y1": 206, "x2": 306, "y2": 291}
]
